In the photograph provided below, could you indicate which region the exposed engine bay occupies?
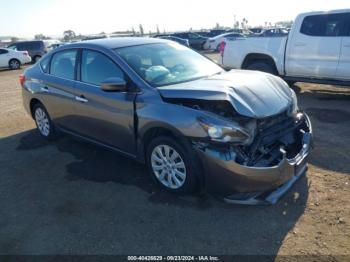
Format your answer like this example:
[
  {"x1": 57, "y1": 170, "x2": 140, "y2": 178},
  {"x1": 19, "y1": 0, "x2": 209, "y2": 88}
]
[{"x1": 164, "y1": 98, "x2": 310, "y2": 168}]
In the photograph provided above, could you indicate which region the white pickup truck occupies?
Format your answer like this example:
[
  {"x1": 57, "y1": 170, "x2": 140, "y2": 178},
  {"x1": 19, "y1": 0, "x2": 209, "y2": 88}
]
[{"x1": 220, "y1": 9, "x2": 350, "y2": 86}]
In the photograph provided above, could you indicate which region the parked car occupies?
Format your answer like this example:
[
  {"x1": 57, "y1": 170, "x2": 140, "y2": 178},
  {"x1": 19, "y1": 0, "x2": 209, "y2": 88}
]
[
  {"x1": 256, "y1": 28, "x2": 290, "y2": 37},
  {"x1": 203, "y1": 32, "x2": 244, "y2": 51},
  {"x1": 197, "y1": 29, "x2": 227, "y2": 38},
  {"x1": 21, "y1": 38, "x2": 312, "y2": 205},
  {"x1": 249, "y1": 27, "x2": 264, "y2": 34},
  {"x1": 7, "y1": 40, "x2": 50, "y2": 63},
  {"x1": 220, "y1": 9, "x2": 350, "y2": 86},
  {"x1": 153, "y1": 35, "x2": 189, "y2": 47},
  {"x1": 0, "y1": 48, "x2": 31, "y2": 70},
  {"x1": 171, "y1": 32, "x2": 207, "y2": 49}
]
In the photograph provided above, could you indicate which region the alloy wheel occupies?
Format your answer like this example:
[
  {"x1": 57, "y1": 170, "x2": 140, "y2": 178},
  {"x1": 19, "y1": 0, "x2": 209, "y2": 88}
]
[
  {"x1": 35, "y1": 108, "x2": 50, "y2": 137},
  {"x1": 9, "y1": 60, "x2": 20, "y2": 69},
  {"x1": 151, "y1": 144, "x2": 187, "y2": 189}
]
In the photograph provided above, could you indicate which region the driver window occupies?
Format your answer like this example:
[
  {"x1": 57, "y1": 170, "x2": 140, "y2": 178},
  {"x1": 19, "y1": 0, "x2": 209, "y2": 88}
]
[{"x1": 81, "y1": 50, "x2": 124, "y2": 86}]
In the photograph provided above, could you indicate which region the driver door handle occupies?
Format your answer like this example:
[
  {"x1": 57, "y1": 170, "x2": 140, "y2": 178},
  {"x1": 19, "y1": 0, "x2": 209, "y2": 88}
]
[{"x1": 75, "y1": 95, "x2": 88, "y2": 103}]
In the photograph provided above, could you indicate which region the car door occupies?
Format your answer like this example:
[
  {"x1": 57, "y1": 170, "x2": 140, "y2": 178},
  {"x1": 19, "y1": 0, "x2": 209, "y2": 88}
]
[
  {"x1": 335, "y1": 13, "x2": 350, "y2": 80},
  {"x1": 0, "y1": 49, "x2": 9, "y2": 67},
  {"x1": 286, "y1": 13, "x2": 343, "y2": 78},
  {"x1": 73, "y1": 49, "x2": 137, "y2": 155},
  {"x1": 41, "y1": 49, "x2": 79, "y2": 128},
  {"x1": 188, "y1": 33, "x2": 203, "y2": 49}
]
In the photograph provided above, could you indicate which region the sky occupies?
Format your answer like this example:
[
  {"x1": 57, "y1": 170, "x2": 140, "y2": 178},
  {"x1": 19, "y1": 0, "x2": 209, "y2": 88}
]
[{"x1": 0, "y1": 0, "x2": 349, "y2": 38}]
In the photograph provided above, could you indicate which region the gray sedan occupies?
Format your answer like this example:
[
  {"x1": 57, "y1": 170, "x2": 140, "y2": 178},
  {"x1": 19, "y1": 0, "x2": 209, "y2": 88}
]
[{"x1": 21, "y1": 38, "x2": 312, "y2": 204}]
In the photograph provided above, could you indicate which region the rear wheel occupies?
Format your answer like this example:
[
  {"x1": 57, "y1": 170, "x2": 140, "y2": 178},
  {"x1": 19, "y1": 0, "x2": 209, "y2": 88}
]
[
  {"x1": 246, "y1": 61, "x2": 277, "y2": 75},
  {"x1": 9, "y1": 59, "x2": 21, "y2": 70},
  {"x1": 33, "y1": 56, "x2": 41, "y2": 63},
  {"x1": 146, "y1": 136, "x2": 199, "y2": 194},
  {"x1": 33, "y1": 103, "x2": 57, "y2": 140}
]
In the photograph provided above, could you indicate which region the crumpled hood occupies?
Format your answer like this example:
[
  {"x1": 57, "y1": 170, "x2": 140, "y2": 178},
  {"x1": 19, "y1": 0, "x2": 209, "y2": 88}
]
[{"x1": 158, "y1": 70, "x2": 293, "y2": 118}]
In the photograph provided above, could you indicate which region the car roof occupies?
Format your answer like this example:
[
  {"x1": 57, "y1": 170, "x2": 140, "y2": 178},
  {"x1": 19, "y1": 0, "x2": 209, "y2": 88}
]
[
  {"x1": 298, "y1": 8, "x2": 350, "y2": 17},
  {"x1": 63, "y1": 37, "x2": 167, "y2": 50}
]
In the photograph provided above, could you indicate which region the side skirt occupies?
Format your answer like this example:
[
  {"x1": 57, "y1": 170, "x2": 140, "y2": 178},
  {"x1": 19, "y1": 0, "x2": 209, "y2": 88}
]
[
  {"x1": 283, "y1": 76, "x2": 350, "y2": 87},
  {"x1": 57, "y1": 126, "x2": 144, "y2": 163}
]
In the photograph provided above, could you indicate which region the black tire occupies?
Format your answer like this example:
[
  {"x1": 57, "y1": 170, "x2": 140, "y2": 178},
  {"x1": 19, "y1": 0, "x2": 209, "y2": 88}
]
[
  {"x1": 33, "y1": 56, "x2": 41, "y2": 63},
  {"x1": 146, "y1": 136, "x2": 200, "y2": 194},
  {"x1": 246, "y1": 61, "x2": 277, "y2": 75},
  {"x1": 8, "y1": 59, "x2": 21, "y2": 70},
  {"x1": 286, "y1": 80, "x2": 296, "y2": 87},
  {"x1": 32, "y1": 103, "x2": 57, "y2": 140}
]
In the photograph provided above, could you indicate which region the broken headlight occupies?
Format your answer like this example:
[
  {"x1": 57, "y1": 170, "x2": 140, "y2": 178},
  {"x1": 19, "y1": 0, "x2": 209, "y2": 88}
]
[{"x1": 198, "y1": 117, "x2": 254, "y2": 145}]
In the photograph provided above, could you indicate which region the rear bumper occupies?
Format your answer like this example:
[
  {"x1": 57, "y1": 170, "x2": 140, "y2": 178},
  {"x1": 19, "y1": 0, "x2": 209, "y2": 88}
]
[
  {"x1": 22, "y1": 56, "x2": 32, "y2": 64},
  {"x1": 195, "y1": 114, "x2": 312, "y2": 205}
]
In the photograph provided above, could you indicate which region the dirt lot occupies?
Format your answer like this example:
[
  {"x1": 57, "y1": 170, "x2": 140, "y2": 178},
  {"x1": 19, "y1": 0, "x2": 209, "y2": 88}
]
[{"x1": 0, "y1": 59, "x2": 349, "y2": 257}]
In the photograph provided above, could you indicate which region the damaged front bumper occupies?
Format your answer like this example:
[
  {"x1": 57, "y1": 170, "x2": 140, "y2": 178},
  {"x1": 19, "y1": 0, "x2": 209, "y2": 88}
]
[{"x1": 195, "y1": 114, "x2": 313, "y2": 205}]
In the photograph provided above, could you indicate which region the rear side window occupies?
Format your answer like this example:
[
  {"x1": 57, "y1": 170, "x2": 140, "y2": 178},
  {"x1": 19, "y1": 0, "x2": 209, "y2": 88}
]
[
  {"x1": 16, "y1": 41, "x2": 42, "y2": 51},
  {"x1": 0, "y1": 49, "x2": 9, "y2": 54},
  {"x1": 50, "y1": 50, "x2": 77, "y2": 80},
  {"x1": 300, "y1": 13, "x2": 348, "y2": 37},
  {"x1": 345, "y1": 13, "x2": 350, "y2": 36},
  {"x1": 81, "y1": 50, "x2": 124, "y2": 86},
  {"x1": 40, "y1": 55, "x2": 50, "y2": 73}
]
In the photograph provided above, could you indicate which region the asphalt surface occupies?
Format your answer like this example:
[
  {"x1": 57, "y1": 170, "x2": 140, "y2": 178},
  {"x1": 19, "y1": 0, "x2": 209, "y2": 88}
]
[{"x1": 0, "y1": 60, "x2": 349, "y2": 255}]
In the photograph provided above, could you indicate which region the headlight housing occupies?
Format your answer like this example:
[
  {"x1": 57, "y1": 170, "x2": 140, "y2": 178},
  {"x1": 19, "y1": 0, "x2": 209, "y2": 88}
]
[
  {"x1": 198, "y1": 117, "x2": 254, "y2": 145},
  {"x1": 290, "y1": 89, "x2": 299, "y2": 115}
]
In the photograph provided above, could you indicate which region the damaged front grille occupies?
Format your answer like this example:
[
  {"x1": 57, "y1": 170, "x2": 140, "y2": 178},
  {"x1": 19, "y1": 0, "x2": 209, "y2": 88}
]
[{"x1": 235, "y1": 111, "x2": 308, "y2": 167}]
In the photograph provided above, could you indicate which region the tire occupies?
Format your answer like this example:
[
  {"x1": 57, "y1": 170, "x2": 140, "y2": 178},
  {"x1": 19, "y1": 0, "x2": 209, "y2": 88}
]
[
  {"x1": 246, "y1": 61, "x2": 277, "y2": 75},
  {"x1": 33, "y1": 103, "x2": 57, "y2": 140},
  {"x1": 8, "y1": 59, "x2": 21, "y2": 70},
  {"x1": 146, "y1": 136, "x2": 199, "y2": 194},
  {"x1": 33, "y1": 56, "x2": 41, "y2": 63},
  {"x1": 286, "y1": 80, "x2": 296, "y2": 87}
]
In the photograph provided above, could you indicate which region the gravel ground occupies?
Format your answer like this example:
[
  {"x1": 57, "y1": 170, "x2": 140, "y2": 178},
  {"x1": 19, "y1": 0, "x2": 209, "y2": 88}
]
[{"x1": 0, "y1": 60, "x2": 349, "y2": 256}]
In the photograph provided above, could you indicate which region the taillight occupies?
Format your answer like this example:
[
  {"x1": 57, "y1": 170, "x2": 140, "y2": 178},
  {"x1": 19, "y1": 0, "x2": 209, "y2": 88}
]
[
  {"x1": 219, "y1": 41, "x2": 226, "y2": 56},
  {"x1": 22, "y1": 51, "x2": 29, "y2": 56},
  {"x1": 19, "y1": 75, "x2": 26, "y2": 86}
]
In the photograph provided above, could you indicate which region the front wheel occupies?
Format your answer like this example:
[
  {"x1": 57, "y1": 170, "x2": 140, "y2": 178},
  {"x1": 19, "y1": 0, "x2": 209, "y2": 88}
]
[
  {"x1": 33, "y1": 103, "x2": 57, "y2": 140},
  {"x1": 146, "y1": 136, "x2": 199, "y2": 193}
]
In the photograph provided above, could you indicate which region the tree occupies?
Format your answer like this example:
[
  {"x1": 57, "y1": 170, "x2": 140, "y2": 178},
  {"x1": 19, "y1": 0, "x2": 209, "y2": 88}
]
[
  {"x1": 10, "y1": 37, "x2": 18, "y2": 43},
  {"x1": 215, "y1": 22, "x2": 220, "y2": 29},
  {"x1": 63, "y1": 30, "x2": 76, "y2": 42},
  {"x1": 34, "y1": 34, "x2": 49, "y2": 40},
  {"x1": 156, "y1": 25, "x2": 160, "y2": 34},
  {"x1": 139, "y1": 24, "x2": 144, "y2": 36},
  {"x1": 131, "y1": 27, "x2": 136, "y2": 35}
]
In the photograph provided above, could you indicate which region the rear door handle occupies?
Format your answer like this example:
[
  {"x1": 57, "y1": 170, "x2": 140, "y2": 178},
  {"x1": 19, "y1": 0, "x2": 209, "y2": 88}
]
[
  {"x1": 75, "y1": 95, "x2": 88, "y2": 103},
  {"x1": 40, "y1": 86, "x2": 49, "y2": 93},
  {"x1": 294, "y1": 42, "x2": 306, "y2": 47},
  {"x1": 344, "y1": 43, "x2": 350, "y2": 47}
]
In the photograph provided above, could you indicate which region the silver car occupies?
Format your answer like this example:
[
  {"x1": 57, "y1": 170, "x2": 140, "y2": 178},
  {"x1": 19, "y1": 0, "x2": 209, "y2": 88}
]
[{"x1": 21, "y1": 38, "x2": 312, "y2": 205}]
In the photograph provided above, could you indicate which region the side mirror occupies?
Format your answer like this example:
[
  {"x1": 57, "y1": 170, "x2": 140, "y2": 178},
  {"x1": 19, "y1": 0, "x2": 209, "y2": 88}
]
[{"x1": 100, "y1": 77, "x2": 127, "y2": 92}]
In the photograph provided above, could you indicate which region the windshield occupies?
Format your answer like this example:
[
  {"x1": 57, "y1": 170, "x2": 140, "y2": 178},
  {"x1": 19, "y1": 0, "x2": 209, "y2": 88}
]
[{"x1": 115, "y1": 43, "x2": 222, "y2": 87}]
